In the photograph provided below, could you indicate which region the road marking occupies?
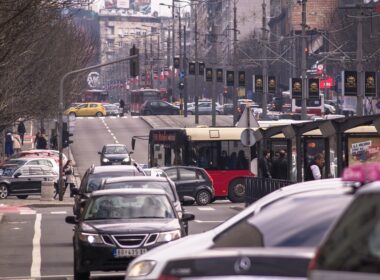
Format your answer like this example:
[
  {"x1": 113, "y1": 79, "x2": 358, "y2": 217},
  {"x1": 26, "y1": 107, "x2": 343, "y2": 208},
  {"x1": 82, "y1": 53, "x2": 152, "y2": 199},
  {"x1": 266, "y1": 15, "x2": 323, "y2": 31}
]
[
  {"x1": 115, "y1": 140, "x2": 119, "y2": 144},
  {"x1": 31, "y1": 213, "x2": 42, "y2": 278},
  {"x1": 196, "y1": 207, "x2": 215, "y2": 211},
  {"x1": 194, "y1": 220, "x2": 223, "y2": 223},
  {"x1": 20, "y1": 210, "x2": 36, "y2": 215},
  {"x1": 132, "y1": 116, "x2": 139, "y2": 119},
  {"x1": 50, "y1": 211, "x2": 67, "y2": 215}
]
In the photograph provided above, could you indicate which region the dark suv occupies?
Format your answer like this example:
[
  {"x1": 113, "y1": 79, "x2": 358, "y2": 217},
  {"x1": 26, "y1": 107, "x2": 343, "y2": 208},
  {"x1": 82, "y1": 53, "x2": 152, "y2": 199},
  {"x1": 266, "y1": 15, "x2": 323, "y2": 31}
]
[
  {"x1": 161, "y1": 166, "x2": 214, "y2": 205},
  {"x1": 140, "y1": 100, "x2": 180, "y2": 115},
  {"x1": 0, "y1": 164, "x2": 57, "y2": 199},
  {"x1": 72, "y1": 165, "x2": 145, "y2": 217}
]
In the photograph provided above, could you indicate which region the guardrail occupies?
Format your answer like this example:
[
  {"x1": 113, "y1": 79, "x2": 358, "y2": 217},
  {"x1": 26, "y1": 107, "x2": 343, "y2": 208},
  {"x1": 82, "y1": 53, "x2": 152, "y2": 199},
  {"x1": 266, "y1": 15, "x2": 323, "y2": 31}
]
[{"x1": 244, "y1": 177, "x2": 295, "y2": 206}]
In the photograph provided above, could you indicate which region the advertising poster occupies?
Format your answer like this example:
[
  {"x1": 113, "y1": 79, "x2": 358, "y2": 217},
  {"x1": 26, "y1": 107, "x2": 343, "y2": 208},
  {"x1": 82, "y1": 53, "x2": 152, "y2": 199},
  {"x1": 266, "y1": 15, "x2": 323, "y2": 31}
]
[{"x1": 348, "y1": 137, "x2": 380, "y2": 165}]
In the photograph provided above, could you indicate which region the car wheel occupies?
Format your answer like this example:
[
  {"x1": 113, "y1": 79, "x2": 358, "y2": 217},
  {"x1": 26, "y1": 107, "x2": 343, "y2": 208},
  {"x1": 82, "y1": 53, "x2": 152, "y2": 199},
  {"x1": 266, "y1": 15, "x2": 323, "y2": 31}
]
[
  {"x1": 195, "y1": 189, "x2": 212, "y2": 206},
  {"x1": 17, "y1": 195, "x2": 28, "y2": 199},
  {"x1": 74, "y1": 252, "x2": 90, "y2": 280},
  {"x1": 0, "y1": 184, "x2": 8, "y2": 199},
  {"x1": 69, "y1": 112, "x2": 76, "y2": 117},
  {"x1": 95, "y1": 112, "x2": 103, "y2": 117},
  {"x1": 228, "y1": 178, "x2": 246, "y2": 203}
]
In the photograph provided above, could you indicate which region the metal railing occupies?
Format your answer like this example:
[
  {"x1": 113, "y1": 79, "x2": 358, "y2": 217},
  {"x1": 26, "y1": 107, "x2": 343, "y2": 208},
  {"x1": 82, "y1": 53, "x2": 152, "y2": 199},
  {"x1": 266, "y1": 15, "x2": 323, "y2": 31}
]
[{"x1": 244, "y1": 177, "x2": 294, "y2": 206}]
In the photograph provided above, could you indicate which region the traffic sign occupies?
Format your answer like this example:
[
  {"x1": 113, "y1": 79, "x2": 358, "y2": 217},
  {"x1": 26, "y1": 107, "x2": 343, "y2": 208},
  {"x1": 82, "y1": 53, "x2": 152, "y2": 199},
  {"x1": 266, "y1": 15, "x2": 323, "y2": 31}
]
[{"x1": 240, "y1": 129, "x2": 256, "y2": 147}]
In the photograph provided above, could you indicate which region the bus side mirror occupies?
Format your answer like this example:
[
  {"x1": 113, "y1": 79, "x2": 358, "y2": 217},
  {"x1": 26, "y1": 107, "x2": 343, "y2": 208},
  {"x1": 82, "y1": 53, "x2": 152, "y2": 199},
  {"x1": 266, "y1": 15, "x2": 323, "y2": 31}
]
[{"x1": 131, "y1": 138, "x2": 136, "y2": 150}]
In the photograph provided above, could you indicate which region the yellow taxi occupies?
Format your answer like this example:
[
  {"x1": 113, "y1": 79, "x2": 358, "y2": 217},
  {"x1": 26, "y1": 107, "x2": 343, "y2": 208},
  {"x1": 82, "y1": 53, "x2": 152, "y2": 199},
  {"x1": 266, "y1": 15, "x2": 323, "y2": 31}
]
[{"x1": 64, "y1": 102, "x2": 106, "y2": 117}]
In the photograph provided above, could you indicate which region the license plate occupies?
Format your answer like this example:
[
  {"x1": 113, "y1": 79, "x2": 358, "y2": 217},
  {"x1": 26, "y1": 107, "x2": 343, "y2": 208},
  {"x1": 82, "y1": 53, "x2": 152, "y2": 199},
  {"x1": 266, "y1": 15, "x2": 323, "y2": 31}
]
[
  {"x1": 113, "y1": 248, "x2": 147, "y2": 258},
  {"x1": 112, "y1": 162, "x2": 120, "y2": 165}
]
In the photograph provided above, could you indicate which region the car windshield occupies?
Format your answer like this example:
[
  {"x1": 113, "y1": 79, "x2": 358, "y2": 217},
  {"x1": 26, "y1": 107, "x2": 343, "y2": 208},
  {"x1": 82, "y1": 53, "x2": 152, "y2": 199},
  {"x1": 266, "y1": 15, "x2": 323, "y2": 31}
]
[
  {"x1": 7, "y1": 159, "x2": 27, "y2": 165},
  {"x1": 212, "y1": 192, "x2": 352, "y2": 248},
  {"x1": 102, "y1": 181, "x2": 175, "y2": 201},
  {"x1": 86, "y1": 171, "x2": 139, "y2": 193},
  {"x1": 83, "y1": 194, "x2": 176, "y2": 220},
  {"x1": 0, "y1": 166, "x2": 18, "y2": 177},
  {"x1": 104, "y1": 146, "x2": 128, "y2": 154}
]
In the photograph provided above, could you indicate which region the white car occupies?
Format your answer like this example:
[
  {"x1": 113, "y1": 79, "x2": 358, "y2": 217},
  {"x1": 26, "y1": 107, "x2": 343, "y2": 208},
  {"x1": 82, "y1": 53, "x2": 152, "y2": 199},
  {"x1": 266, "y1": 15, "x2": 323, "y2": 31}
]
[
  {"x1": 125, "y1": 178, "x2": 346, "y2": 280},
  {"x1": 7, "y1": 157, "x2": 60, "y2": 176}
]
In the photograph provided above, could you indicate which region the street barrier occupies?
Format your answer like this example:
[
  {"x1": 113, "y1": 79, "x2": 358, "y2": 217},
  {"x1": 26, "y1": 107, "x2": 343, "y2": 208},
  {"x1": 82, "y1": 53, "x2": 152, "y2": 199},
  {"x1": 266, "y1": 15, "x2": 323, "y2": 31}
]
[
  {"x1": 40, "y1": 180, "x2": 55, "y2": 201},
  {"x1": 244, "y1": 177, "x2": 294, "y2": 206}
]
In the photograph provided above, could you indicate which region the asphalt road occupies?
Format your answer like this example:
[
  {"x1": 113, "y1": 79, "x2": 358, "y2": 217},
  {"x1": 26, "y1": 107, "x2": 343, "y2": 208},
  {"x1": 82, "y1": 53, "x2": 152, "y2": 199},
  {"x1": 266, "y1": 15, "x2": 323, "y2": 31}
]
[{"x1": 0, "y1": 116, "x2": 243, "y2": 279}]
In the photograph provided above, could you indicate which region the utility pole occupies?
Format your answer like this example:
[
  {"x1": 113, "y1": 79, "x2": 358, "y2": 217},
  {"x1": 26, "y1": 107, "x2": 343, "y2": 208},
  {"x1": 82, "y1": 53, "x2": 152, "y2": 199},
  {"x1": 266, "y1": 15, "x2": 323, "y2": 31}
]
[
  {"x1": 300, "y1": 0, "x2": 308, "y2": 120},
  {"x1": 262, "y1": 0, "x2": 268, "y2": 119},
  {"x1": 232, "y1": 0, "x2": 238, "y2": 125},
  {"x1": 171, "y1": 0, "x2": 176, "y2": 102},
  {"x1": 184, "y1": 24, "x2": 188, "y2": 117},
  {"x1": 356, "y1": 7, "x2": 364, "y2": 116},
  {"x1": 179, "y1": 9, "x2": 183, "y2": 114},
  {"x1": 212, "y1": 22, "x2": 217, "y2": 127},
  {"x1": 194, "y1": 1, "x2": 199, "y2": 124}
]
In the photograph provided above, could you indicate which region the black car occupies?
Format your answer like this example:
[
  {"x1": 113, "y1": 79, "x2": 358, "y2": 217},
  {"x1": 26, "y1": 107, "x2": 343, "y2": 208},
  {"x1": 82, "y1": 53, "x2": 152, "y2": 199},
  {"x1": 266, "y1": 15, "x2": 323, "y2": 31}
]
[
  {"x1": 140, "y1": 100, "x2": 180, "y2": 116},
  {"x1": 0, "y1": 164, "x2": 57, "y2": 199},
  {"x1": 222, "y1": 103, "x2": 234, "y2": 115},
  {"x1": 66, "y1": 188, "x2": 194, "y2": 279},
  {"x1": 161, "y1": 166, "x2": 215, "y2": 205},
  {"x1": 72, "y1": 165, "x2": 145, "y2": 217},
  {"x1": 98, "y1": 144, "x2": 132, "y2": 166},
  {"x1": 161, "y1": 247, "x2": 314, "y2": 279}
]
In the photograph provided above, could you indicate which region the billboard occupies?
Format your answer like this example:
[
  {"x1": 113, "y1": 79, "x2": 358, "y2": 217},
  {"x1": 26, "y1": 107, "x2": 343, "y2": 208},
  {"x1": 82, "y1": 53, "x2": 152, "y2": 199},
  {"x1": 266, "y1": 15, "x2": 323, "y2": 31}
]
[{"x1": 348, "y1": 137, "x2": 380, "y2": 165}]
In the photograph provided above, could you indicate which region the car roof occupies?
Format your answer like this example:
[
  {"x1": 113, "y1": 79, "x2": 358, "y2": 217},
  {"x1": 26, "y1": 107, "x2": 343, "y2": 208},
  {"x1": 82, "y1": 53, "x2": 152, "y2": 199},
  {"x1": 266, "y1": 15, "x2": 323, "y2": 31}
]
[
  {"x1": 9, "y1": 157, "x2": 54, "y2": 161},
  {"x1": 91, "y1": 188, "x2": 167, "y2": 197},
  {"x1": 103, "y1": 144, "x2": 127, "y2": 147},
  {"x1": 89, "y1": 165, "x2": 138, "y2": 174},
  {"x1": 104, "y1": 176, "x2": 168, "y2": 184}
]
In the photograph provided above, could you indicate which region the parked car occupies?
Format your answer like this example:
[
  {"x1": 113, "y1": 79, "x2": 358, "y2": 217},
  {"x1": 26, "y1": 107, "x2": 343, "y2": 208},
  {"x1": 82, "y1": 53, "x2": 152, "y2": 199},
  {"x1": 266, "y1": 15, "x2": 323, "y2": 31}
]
[
  {"x1": 103, "y1": 104, "x2": 120, "y2": 116},
  {"x1": 66, "y1": 188, "x2": 194, "y2": 279},
  {"x1": 64, "y1": 102, "x2": 106, "y2": 117},
  {"x1": 125, "y1": 178, "x2": 355, "y2": 280},
  {"x1": 140, "y1": 100, "x2": 180, "y2": 115},
  {"x1": 99, "y1": 144, "x2": 132, "y2": 166},
  {"x1": 309, "y1": 164, "x2": 380, "y2": 280},
  {"x1": 0, "y1": 164, "x2": 57, "y2": 199},
  {"x1": 159, "y1": 247, "x2": 314, "y2": 279},
  {"x1": 187, "y1": 102, "x2": 223, "y2": 115},
  {"x1": 161, "y1": 166, "x2": 215, "y2": 205},
  {"x1": 222, "y1": 103, "x2": 234, "y2": 115},
  {"x1": 9, "y1": 149, "x2": 67, "y2": 165},
  {"x1": 72, "y1": 165, "x2": 145, "y2": 217},
  {"x1": 6, "y1": 157, "x2": 59, "y2": 175}
]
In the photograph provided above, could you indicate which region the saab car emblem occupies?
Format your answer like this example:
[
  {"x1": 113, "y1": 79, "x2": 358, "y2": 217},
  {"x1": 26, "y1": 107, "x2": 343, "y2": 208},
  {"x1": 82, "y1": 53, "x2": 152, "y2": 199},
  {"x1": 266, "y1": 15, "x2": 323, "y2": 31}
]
[{"x1": 234, "y1": 256, "x2": 251, "y2": 273}]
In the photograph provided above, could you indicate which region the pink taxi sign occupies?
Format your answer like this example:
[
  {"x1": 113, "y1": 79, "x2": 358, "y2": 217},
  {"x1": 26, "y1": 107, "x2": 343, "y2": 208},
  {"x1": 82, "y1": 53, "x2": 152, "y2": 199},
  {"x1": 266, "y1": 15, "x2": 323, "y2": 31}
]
[{"x1": 342, "y1": 163, "x2": 380, "y2": 183}]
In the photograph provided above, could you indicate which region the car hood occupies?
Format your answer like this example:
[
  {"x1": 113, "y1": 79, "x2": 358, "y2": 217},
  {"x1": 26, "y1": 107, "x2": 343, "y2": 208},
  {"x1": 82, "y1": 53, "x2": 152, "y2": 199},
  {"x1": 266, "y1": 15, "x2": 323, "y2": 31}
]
[
  {"x1": 82, "y1": 219, "x2": 180, "y2": 234},
  {"x1": 103, "y1": 154, "x2": 129, "y2": 159}
]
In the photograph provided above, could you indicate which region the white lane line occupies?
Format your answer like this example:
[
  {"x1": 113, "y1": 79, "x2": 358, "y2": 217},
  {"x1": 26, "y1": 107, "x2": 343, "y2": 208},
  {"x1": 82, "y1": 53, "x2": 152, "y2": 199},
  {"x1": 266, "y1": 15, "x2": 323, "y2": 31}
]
[
  {"x1": 20, "y1": 210, "x2": 36, "y2": 215},
  {"x1": 194, "y1": 220, "x2": 223, "y2": 223},
  {"x1": 110, "y1": 133, "x2": 115, "y2": 136},
  {"x1": 115, "y1": 140, "x2": 119, "y2": 144},
  {"x1": 50, "y1": 211, "x2": 67, "y2": 215},
  {"x1": 196, "y1": 207, "x2": 215, "y2": 211},
  {"x1": 31, "y1": 213, "x2": 42, "y2": 278},
  {"x1": 132, "y1": 116, "x2": 139, "y2": 119}
]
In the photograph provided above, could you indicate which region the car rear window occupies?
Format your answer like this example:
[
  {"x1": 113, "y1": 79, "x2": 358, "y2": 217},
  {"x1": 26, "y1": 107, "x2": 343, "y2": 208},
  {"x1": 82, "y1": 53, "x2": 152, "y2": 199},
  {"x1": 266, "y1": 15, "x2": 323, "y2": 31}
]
[
  {"x1": 86, "y1": 171, "x2": 140, "y2": 193},
  {"x1": 212, "y1": 193, "x2": 352, "y2": 248},
  {"x1": 315, "y1": 193, "x2": 380, "y2": 273}
]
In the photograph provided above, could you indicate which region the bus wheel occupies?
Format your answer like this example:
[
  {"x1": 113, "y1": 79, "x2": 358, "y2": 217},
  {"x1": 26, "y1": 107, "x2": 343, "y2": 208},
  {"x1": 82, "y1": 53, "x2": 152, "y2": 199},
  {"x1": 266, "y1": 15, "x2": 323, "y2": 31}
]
[{"x1": 228, "y1": 178, "x2": 246, "y2": 203}]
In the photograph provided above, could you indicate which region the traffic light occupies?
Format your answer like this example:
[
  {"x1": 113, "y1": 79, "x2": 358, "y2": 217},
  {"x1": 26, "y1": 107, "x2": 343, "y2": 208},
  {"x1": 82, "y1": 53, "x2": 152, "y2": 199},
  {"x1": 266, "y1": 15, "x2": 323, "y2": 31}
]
[
  {"x1": 62, "y1": 122, "x2": 73, "y2": 148},
  {"x1": 174, "y1": 57, "x2": 180, "y2": 69},
  {"x1": 129, "y1": 45, "x2": 139, "y2": 77}
]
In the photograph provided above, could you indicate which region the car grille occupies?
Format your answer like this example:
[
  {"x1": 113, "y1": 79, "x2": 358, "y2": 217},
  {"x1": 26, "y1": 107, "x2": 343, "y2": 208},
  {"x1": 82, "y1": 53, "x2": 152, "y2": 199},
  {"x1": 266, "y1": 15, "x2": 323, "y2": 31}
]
[{"x1": 113, "y1": 234, "x2": 148, "y2": 248}]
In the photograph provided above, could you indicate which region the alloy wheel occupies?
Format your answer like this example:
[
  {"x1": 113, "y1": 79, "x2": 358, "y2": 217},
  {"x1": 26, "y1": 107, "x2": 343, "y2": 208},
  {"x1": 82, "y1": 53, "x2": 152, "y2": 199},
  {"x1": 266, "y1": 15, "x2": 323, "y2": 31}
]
[{"x1": 0, "y1": 185, "x2": 8, "y2": 199}]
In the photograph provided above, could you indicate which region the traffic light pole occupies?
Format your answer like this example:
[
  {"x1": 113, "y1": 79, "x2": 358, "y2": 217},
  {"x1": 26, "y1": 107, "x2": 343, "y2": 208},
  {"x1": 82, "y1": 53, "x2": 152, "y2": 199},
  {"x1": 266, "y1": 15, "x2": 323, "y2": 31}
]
[
  {"x1": 301, "y1": 0, "x2": 308, "y2": 120},
  {"x1": 232, "y1": 0, "x2": 238, "y2": 125},
  {"x1": 57, "y1": 54, "x2": 138, "y2": 201}
]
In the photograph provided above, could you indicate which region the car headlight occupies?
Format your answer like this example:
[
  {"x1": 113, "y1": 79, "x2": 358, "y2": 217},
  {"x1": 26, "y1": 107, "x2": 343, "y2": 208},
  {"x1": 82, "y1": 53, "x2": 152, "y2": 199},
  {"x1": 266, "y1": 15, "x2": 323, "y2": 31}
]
[
  {"x1": 122, "y1": 156, "x2": 130, "y2": 162},
  {"x1": 79, "y1": 232, "x2": 104, "y2": 244},
  {"x1": 102, "y1": 158, "x2": 109, "y2": 163},
  {"x1": 156, "y1": 230, "x2": 181, "y2": 243},
  {"x1": 127, "y1": 260, "x2": 157, "y2": 277}
]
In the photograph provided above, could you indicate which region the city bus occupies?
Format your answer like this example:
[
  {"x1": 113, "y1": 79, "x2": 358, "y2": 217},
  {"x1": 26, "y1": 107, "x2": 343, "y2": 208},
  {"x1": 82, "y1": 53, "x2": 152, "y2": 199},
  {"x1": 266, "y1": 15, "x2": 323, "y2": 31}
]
[
  {"x1": 130, "y1": 88, "x2": 162, "y2": 115},
  {"x1": 149, "y1": 127, "x2": 256, "y2": 202},
  {"x1": 292, "y1": 94, "x2": 325, "y2": 116}
]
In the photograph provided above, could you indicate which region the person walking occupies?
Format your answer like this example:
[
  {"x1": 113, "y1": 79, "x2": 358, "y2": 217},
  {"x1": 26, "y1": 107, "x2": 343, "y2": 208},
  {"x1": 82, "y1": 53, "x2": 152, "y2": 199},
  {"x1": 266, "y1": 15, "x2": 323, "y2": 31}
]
[
  {"x1": 305, "y1": 153, "x2": 325, "y2": 181},
  {"x1": 272, "y1": 150, "x2": 288, "y2": 180},
  {"x1": 259, "y1": 149, "x2": 272, "y2": 178},
  {"x1": 5, "y1": 132, "x2": 14, "y2": 158},
  {"x1": 17, "y1": 121, "x2": 26, "y2": 146},
  {"x1": 36, "y1": 129, "x2": 48, "y2": 149},
  {"x1": 63, "y1": 160, "x2": 76, "y2": 197},
  {"x1": 119, "y1": 99, "x2": 125, "y2": 117},
  {"x1": 12, "y1": 132, "x2": 22, "y2": 154}
]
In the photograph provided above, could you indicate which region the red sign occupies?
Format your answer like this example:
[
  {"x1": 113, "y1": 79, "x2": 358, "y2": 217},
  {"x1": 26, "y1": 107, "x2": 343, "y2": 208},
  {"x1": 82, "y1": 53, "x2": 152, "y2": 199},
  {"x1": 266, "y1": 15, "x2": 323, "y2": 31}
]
[
  {"x1": 319, "y1": 76, "x2": 334, "y2": 89},
  {"x1": 376, "y1": 5, "x2": 380, "y2": 12}
]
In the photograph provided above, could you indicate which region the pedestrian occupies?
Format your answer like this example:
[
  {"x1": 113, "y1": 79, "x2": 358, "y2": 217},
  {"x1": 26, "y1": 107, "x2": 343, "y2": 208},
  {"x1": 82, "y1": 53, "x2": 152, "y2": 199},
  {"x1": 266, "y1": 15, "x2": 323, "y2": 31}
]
[
  {"x1": 271, "y1": 150, "x2": 288, "y2": 180},
  {"x1": 12, "y1": 132, "x2": 22, "y2": 154},
  {"x1": 50, "y1": 132, "x2": 57, "y2": 150},
  {"x1": 305, "y1": 153, "x2": 325, "y2": 181},
  {"x1": 119, "y1": 99, "x2": 125, "y2": 117},
  {"x1": 17, "y1": 120, "x2": 26, "y2": 146},
  {"x1": 36, "y1": 130, "x2": 48, "y2": 149},
  {"x1": 63, "y1": 160, "x2": 76, "y2": 197},
  {"x1": 5, "y1": 132, "x2": 14, "y2": 158},
  {"x1": 259, "y1": 149, "x2": 272, "y2": 178}
]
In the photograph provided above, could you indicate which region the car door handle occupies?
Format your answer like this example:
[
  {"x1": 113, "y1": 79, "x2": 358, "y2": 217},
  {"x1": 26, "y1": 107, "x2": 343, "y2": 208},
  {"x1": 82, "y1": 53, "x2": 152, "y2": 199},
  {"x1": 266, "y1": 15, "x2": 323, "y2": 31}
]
[{"x1": 28, "y1": 178, "x2": 32, "y2": 181}]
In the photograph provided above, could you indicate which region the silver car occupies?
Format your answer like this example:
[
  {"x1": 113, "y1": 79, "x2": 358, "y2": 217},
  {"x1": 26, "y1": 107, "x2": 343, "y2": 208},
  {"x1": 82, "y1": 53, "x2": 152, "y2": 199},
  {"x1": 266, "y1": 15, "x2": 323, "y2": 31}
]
[{"x1": 187, "y1": 102, "x2": 223, "y2": 115}]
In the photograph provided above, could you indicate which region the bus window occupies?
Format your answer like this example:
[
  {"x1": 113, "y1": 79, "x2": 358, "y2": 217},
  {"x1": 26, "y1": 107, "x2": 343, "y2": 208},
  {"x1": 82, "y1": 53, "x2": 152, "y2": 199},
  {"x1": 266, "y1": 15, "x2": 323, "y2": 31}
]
[
  {"x1": 153, "y1": 144, "x2": 183, "y2": 167},
  {"x1": 295, "y1": 99, "x2": 321, "y2": 107}
]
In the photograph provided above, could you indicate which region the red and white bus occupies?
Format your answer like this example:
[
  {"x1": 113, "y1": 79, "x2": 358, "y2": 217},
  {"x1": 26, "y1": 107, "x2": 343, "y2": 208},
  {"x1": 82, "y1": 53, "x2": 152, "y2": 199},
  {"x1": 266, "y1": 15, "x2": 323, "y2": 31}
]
[
  {"x1": 292, "y1": 94, "x2": 325, "y2": 116},
  {"x1": 130, "y1": 88, "x2": 163, "y2": 115}
]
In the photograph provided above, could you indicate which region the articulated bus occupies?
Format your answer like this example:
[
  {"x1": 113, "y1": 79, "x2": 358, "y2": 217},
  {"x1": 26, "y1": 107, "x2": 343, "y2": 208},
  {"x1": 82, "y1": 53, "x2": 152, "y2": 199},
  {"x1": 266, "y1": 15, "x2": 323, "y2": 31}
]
[{"x1": 130, "y1": 88, "x2": 164, "y2": 115}]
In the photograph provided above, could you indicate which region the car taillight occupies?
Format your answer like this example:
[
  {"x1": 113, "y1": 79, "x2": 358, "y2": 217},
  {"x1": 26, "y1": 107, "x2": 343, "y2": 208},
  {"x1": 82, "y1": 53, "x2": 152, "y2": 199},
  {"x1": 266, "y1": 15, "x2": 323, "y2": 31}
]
[
  {"x1": 158, "y1": 275, "x2": 181, "y2": 280},
  {"x1": 307, "y1": 247, "x2": 320, "y2": 272}
]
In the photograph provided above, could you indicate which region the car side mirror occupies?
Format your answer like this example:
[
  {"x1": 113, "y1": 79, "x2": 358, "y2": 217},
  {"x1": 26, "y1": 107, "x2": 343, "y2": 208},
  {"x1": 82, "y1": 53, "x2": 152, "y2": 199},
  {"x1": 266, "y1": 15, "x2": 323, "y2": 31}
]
[
  {"x1": 182, "y1": 213, "x2": 195, "y2": 222},
  {"x1": 14, "y1": 172, "x2": 22, "y2": 178},
  {"x1": 181, "y1": 196, "x2": 195, "y2": 206},
  {"x1": 65, "y1": 216, "x2": 78, "y2": 224},
  {"x1": 71, "y1": 188, "x2": 79, "y2": 196}
]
